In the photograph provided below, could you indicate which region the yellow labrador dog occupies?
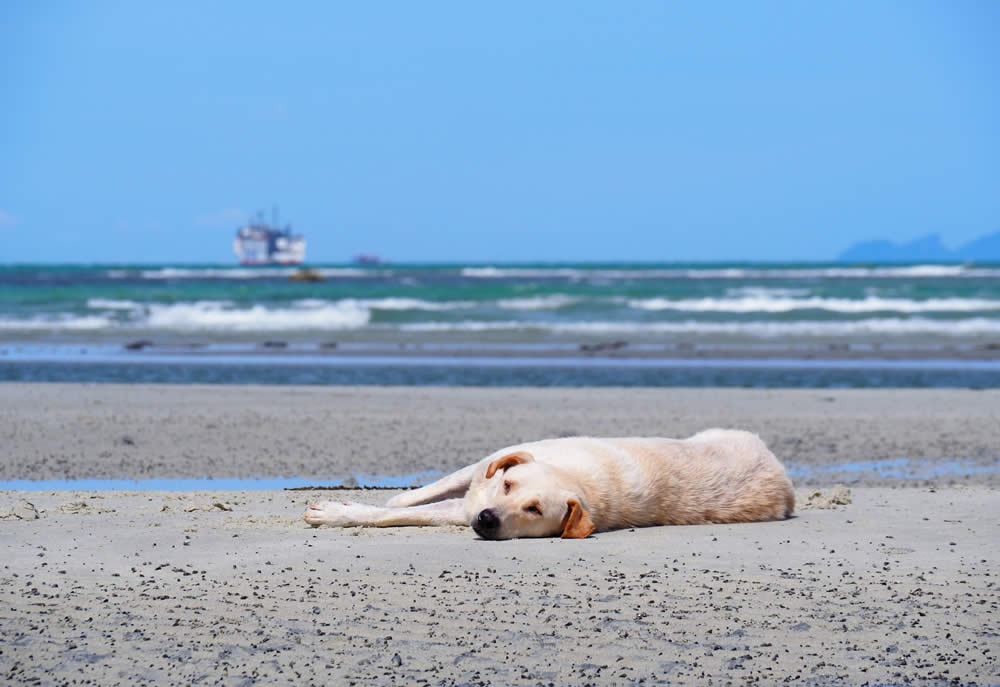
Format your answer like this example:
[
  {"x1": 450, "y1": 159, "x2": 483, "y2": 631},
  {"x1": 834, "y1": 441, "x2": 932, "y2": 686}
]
[{"x1": 303, "y1": 429, "x2": 794, "y2": 539}]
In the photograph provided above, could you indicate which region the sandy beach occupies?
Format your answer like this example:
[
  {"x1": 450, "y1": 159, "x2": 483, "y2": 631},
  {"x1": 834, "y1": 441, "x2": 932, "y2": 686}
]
[
  {"x1": 2, "y1": 384, "x2": 998, "y2": 486},
  {"x1": 2, "y1": 384, "x2": 998, "y2": 685}
]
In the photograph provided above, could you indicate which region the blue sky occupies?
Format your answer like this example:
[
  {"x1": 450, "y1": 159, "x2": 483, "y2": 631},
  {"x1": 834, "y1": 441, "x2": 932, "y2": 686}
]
[{"x1": 2, "y1": 1, "x2": 997, "y2": 263}]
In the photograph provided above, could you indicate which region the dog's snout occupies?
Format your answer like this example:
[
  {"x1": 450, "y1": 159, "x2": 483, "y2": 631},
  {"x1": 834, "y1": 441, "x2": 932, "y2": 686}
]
[
  {"x1": 473, "y1": 508, "x2": 500, "y2": 538},
  {"x1": 477, "y1": 508, "x2": 499, "y2": 529}
]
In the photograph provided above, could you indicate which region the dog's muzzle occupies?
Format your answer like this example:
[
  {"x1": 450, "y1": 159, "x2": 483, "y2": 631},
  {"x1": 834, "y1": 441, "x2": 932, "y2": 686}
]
[{"x1": 472, "y1": 508, "x2": 501, "y2": 539}]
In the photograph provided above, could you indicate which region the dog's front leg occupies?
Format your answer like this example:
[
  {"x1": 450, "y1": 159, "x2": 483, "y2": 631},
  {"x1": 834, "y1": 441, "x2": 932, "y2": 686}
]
[
  {"x1": 303, "y1": 498, "x2": 467, "y2": 529},
  {"x1": 385, "y1": 463, "x2": 481, "y2": 508}
]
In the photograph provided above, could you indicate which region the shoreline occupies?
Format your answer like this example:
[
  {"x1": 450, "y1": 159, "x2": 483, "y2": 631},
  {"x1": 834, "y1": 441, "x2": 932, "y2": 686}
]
[
  {"x1": 6, "y1": 344, "x2": 1000, "y2": 390},
  {"x1": 1, "y1": 384, "x2": 998, "y2": 486},
  {"x1": 5, "y1": 339, "x2": 1000, "y2": 362},
  {"x1": 2, "y1": 453, "x2": 998, "y2": 491}
]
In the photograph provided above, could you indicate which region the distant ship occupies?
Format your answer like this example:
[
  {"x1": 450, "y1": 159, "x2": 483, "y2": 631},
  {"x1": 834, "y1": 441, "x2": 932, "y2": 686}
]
[{"x1": 233, "y1": 208, "x2": 306, "y2": 265}]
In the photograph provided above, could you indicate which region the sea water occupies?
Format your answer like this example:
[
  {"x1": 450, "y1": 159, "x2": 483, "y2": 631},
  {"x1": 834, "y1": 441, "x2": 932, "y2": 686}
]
[{"x1": 3, "y1": 262, "x2": 1000, "y2": 387}]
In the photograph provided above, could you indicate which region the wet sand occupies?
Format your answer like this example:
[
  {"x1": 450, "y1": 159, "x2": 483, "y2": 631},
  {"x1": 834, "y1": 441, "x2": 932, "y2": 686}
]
[
  {"x1": 1, "y1": 384, "x2": 999, "y2": 685},
  {"x1": 1, "y1": 384, "x2": 998, "y2": 486}
]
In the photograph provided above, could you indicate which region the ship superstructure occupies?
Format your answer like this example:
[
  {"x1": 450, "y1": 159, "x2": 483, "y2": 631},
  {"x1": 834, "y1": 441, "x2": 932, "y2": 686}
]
[{"x1": 233, "y1": 208, "x2": 306, "y2": 265}]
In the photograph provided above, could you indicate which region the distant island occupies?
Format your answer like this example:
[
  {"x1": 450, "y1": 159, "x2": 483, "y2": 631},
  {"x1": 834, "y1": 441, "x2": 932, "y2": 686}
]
[{"x1": 838, "y1": 231, "x2": 1000, "y2": 262}]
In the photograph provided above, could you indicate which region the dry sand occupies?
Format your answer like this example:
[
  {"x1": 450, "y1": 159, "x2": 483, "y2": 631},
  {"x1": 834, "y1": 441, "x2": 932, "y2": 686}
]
[{"x1": 1, "y1": 384, "x2": 999, "y2": 685}]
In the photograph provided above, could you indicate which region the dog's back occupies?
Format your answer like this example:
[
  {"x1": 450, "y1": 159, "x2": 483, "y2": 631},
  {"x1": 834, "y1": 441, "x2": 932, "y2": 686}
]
[{"x1": 662, "y1": 429, "x2": 795, "y2": 524}]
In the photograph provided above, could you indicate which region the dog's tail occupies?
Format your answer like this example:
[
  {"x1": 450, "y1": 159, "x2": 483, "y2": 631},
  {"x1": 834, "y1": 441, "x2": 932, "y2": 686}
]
[{"x1": 783, "y1": 482, "x2": 795, "y2": 518}]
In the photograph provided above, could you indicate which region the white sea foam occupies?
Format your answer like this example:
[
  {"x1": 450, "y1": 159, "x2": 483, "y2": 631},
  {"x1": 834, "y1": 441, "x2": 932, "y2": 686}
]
[
  {"x1": 461, "y1": 267, "x2": 590, "y2": 280},
  {"x1": 87, "y1": 298, "x2": 144, "y2": 310},
  {"x1": 358, "y1": 298, "x2": 475, "y2": 311},
  {"x1": 0, "y1": 315, "x2": 113, "y2": 331},
  {"x1": 497, "y1": 295, "x2": 579, "y2": 311},
  {"x1": 5, "y1": 308, "x2": 1000, "y2": 337},
  {"x1": 82, "y1": 297, "x2": 473, "y2": 326},
  {"x1": 141, "y1": 301, "x2": 370, "y2": 331},
  {"x1": 292, "y1": 299, "x2": 333, "y2": 309},
  {"x1": 90, "y1": 295, "x2": 570, "y2": 315},
  {"x1": 884, "y1": 265, "x2": 968, "y2": 277},
  {"x1": 627, "y1": 296, "x2": 1000, "y2": 314},
  {"x1": 724, "y1": 286, "x2": 812, "y2": 298},
  {"x1": 296, "y1": 297, "x2": 475, "y2": 312},
  {"x1": 4, "y1": 301, "x2": 370, "y2": 332},
  {"x1": 396, "y1": 318, "x2": 1000, "y2": 337}
]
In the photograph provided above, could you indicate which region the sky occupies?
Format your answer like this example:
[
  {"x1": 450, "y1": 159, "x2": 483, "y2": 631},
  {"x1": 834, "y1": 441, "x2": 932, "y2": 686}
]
[{"x1": 2, "y1": 1, "x2": 998, "y2": 263}]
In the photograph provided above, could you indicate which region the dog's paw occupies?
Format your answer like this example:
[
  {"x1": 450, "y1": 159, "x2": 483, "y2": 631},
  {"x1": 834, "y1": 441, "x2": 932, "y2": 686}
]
[{"x1": 302, "y1": 500, "x2": 374, "y2": 528}]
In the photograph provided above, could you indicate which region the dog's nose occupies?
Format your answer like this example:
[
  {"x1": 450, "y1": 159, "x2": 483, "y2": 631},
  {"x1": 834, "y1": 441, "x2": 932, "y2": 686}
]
[{"x1": 473, "y1": 508, "x2": 500, "y2": 537}]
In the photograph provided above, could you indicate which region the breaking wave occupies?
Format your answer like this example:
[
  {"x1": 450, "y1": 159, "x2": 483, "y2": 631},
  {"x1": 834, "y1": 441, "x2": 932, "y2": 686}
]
[
  {"x1": 22, "y1": 300, "x2": 375, "y2": 332},
  {"x1": 397, "y1": 318, "x2": 1000, "y2": 337},
  {"x1": 85, "y1": 295, "x2": 1000, "y2": 318},
  {"x1": 627, "y1": 296, "x2": 1000, "y2": 314},
  {"x1": 0, "y1": 315, "x2": 113, "y2": 331},
  {"x1": 140, "y1": 301, "x2": 370, "y2": 331},
  {"x1": 496, "y1": 295, "x2": 580, "y2": 311},
  {"x1": 5, "y1": 309, "x2": 1000, "y2": 337},
  {"x1": 0, "y1": 296, "x2": 985, "y2": 336}
]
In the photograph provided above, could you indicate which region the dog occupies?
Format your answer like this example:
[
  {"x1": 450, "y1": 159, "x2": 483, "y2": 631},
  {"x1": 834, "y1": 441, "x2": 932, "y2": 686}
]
[{"x1": 303, "y1": 429, "x2": 794, "y2": 539}]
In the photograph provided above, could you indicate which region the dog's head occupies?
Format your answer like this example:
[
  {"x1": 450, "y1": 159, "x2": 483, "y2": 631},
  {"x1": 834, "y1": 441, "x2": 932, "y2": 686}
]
[{"x1": 466, "y1": 451, "x2": 595, "y2": 540}]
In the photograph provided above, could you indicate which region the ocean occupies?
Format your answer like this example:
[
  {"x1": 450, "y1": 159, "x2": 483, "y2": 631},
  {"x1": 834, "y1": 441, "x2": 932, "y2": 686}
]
[{"x1": 3, "y1": 262, "x2": 1000, "y2": 387}]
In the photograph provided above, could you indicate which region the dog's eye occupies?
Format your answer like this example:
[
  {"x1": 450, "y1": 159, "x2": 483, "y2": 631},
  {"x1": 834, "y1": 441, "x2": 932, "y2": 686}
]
[
  {"x1": 503, "y1": 480, "x2": 512, "y2": 495},
  {"x1": 524, "y1": 504, "x2": 542, "y2": 516}
]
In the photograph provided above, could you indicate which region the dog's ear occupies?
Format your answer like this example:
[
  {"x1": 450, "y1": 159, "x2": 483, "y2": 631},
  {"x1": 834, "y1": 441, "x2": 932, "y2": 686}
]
[
  {"x1": 560, "y1": 499, "x2": 595, "y2": 539},
  {"x1": 484, "y1": 451, "x2": 534, "y2": 479}
]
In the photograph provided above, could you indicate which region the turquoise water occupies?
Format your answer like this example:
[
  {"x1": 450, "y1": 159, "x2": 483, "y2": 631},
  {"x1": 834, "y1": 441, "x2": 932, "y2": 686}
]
[
  {"x1": 3, "y1": 262, "x2": 1000, "y2": 345},
  {"x1": 4, "y1": 262, "x2": 1000, "y2": 386}
]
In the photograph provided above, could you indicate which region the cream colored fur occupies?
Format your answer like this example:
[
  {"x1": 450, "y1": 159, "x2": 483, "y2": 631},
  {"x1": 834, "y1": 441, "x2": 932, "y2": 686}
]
[{"x1": 303, "y1": 429, "x2": 794, "y2": 539}]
